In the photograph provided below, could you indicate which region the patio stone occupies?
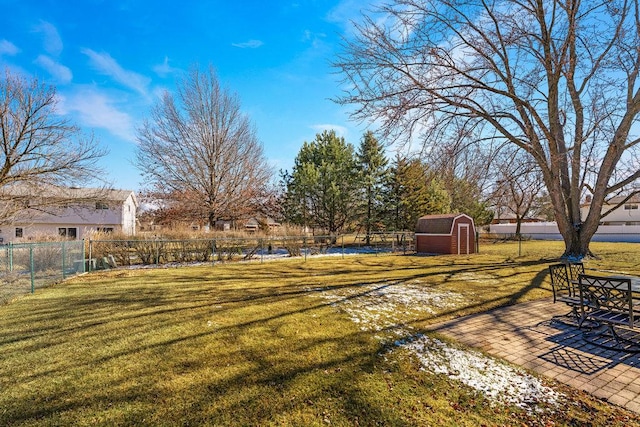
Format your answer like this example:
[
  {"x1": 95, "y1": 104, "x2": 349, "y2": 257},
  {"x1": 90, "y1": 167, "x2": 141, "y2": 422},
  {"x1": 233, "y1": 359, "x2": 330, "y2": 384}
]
[{"x1": 429, "y1": 298, "x2": 640, "y2": 414}]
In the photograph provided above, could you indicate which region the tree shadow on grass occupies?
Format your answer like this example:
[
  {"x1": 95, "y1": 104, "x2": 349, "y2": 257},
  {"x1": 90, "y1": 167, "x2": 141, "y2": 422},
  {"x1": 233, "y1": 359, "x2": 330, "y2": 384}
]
[{"x1": 0, "y1": 254, "x2": 567, "y2": 426}]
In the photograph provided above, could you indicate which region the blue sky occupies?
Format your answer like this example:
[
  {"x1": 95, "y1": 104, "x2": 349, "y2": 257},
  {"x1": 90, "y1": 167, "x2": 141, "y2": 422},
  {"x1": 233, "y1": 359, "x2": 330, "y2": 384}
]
[{"x1": 0, "y1": 0, "x2": 378, "y2": 191}]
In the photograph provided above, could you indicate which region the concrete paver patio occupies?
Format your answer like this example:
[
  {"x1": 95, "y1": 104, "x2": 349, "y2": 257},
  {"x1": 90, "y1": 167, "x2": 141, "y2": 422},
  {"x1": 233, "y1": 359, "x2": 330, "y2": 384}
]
[{"x1": 428, "y1": 298, "x2": 640, "y2": 414}]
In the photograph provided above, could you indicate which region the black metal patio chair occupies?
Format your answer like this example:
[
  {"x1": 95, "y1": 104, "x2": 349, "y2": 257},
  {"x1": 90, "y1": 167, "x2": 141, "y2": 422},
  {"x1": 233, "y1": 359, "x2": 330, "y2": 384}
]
[
  {"x1": 578, "y1": 274, "x2": 640, "y2": 352},
  {"x1": 549, "y1": 263, "x2": 594, "y2": 328}
]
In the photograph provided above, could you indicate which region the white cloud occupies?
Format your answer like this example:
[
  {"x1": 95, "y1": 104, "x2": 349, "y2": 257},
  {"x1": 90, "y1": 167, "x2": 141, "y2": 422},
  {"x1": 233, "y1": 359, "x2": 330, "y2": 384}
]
[
  {"x1": 152, "y1": 85, "x2": 170, "y2": 100},
  {"x1": 34, "y1": 55, "x2": 72, "y2": 84},
  {"x1": 0, "y1": 39, "x2": 19, "y2": 56},
  {"x1": 33, "y1": 20, "x2": 63, "y2": 56},
  {"x1": 81, "y1": 48, "x2": 150, "y2": 96},
  {"x1": 326, "y1": 0, "x2": 361, "y2": 23},
  {"x1": 326, "y1": 0, "x2": 380, "y2": 26},
  {"x1": 310, "y1": 124, "x2": 349, "y2": 137},
  {"x1": 302, "y1": 30, "x2": 327, "y2": 48},
  {"x1": 153, "y1": 56, "x2": 179, "y2": 77},
  {"x1": 231, "y1": 39, "x2": 264, "y2": 49},
  {"x1": 57, "y1": 87, "x2": 136, "y2": 142}
]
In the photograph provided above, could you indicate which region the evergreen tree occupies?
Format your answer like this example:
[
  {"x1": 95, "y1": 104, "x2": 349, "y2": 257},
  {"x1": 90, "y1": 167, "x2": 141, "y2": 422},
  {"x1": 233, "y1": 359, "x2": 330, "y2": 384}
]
[
  {"x1": 447, "y1": 177, "x2": 494, "y2": 226},
  {"x1": 382, "y1": 157, "x2": 450, "y2": 231},
  {"x1": 356, "y1": 131, "x2": 388, "y2": 245},
  {"x1": 283, "y1": 130, "x2": 360, "y2": 235}
]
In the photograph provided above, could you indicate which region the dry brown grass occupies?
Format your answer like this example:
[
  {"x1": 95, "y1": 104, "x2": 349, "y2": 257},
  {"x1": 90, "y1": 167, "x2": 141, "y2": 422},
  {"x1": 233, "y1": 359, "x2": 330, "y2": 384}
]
[{"x1": 0, "y1": 241, "x2": 638, "y2": 426}]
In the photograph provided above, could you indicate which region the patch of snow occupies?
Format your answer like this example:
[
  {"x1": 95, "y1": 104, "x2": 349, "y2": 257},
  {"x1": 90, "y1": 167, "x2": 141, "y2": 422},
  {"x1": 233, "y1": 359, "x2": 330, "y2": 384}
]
[
  {"x1": 315, "y1": 282, "x2": 463, "y2": 335},
  {"x1": 316, "y1": 281, "x2": 564, "y2": 414},
  {"x1": 397, "y1": 335, "x2": 563, "y2": 412}
]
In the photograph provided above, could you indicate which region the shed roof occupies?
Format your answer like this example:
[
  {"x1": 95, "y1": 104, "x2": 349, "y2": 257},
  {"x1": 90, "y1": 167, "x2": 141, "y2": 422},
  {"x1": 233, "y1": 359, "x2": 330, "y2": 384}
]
[{"x1": 416, "y1": 213, "x2": 473, "y2": 234}]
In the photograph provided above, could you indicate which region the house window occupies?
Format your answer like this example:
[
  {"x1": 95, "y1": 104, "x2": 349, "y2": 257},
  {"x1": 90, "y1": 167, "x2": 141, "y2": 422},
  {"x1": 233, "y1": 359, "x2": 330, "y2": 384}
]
[
  {"x1": 58, "y1": 227, "x2": 78, "y2": 239},
  {"x1": 624, "y1": 204, "x2": 638, "y2": 210},
  {"x1": 97, "y1": 227, "x2": 114, "y2": 234},
  {"x1": 96, "y1": 202, "x2": 109, "y2": 210},
  {"x1": 15, "y1": 227, "x2": 23, "y2": 238}
]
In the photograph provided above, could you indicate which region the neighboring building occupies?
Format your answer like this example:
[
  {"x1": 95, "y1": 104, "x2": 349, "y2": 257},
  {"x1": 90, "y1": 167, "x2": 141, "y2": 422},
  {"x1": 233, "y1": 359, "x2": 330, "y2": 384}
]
[
  {"x1": 244, "y1": 217, "x2": 281, "y2": 233},
  {"x1": 415, "y1": 213, "x2": 476, "y2": 255},
  {"x1": 489, "y1": 194, "x2": 640, "y2": 242},
  {"x1": 1, "y1": 188, "x2": 138, "y2": 243},
  {"x1": 491, "y1": 211, "x2": 545, "y2": 224},
  {"x1": 215, "y1": 217, "x2": 281, "y2": 233},
  {"x1": 581, "y1": 194, "x2": 640, "y2": 225}
]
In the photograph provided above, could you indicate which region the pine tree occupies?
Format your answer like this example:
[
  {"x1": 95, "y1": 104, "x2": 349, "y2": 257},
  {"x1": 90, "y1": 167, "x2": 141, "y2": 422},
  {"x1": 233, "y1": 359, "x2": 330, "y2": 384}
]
[
  {"x1": 357, "y1": 131, "x2": 388, "y2": 245},
  {"x1": 283, "y1": 130, "x2": 360, "y2": 235},
  {"x1": 382, "y1": 157, "x2": 450, "y2": 231}
]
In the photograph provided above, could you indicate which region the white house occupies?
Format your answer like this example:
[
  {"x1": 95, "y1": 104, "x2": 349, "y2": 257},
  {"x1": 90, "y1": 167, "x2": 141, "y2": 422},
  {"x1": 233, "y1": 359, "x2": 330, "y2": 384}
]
[
  {"x1": 490, "y1": 194, "x2": 640, "y2": 242},
  {"x1": 1, "y1": 188, "x2": 138, "y2": 243},
  {"x1": 580, "y1": 194, "x2": 640, "y2": 225}
]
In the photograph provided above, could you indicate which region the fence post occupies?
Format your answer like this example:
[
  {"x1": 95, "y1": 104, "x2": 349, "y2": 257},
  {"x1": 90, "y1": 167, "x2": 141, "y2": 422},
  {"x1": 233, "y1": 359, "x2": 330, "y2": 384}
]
[
  {"x1": 212, "y1": 239, "x2": 216, "y2": 266},
  {"x1": 62, "y1": 240, "x2": 66, "y2": 279},
  {"x1": 260, "y1": 238, "x2": 264, "y2": 263},
  {"x1": 518, "y1": 233, "x2": 522, "y2": 257},
  {"x1": 82, "y1": 239, "x2": 86, "y2": 273},
  {"x1": 303, "y1": 236, "x2": 307, "y2": 261},
  {"x1": 88, "y1": 239, "x2": 93, "y2": 272},
  {"x1": 30, "y1": 245, "x2": 35, "y2": 293},
  {"x1": 375, "y1": 234, "x2": 378, "y2": 256},
  {"x1": 341, "y1": 235, "x2": 345, "y2": 258},
  {"x1": 8, "y1": 242, "x2": 13, "y2": 272}
]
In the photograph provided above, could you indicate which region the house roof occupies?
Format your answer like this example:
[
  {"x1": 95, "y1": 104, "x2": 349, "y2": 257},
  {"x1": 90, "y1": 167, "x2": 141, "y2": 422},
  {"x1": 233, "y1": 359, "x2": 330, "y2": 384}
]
[
  {"x1": 605, "y1": 195, "x2": 640, "y2": 205},
  {"x1": 492, "y1": 212, "x2": 545, "y2": 221},
  {"x1": 416, "y1": 213, "x2": 474, "y2": 234},
  {"x1": 4, "y1": 184, "x2": 137, "y2": 206},
  {"x1": 582, "y1": 194, "x2": 640, "y2": 207},
  {"x1": 77, "y1": 188, "x2": 137, "y2": 204}
]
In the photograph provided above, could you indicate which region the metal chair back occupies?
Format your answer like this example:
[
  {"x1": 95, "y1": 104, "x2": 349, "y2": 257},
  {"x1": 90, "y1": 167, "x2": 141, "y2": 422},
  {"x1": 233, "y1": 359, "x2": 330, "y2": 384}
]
[
  {"x1": 578, "y1": 274, "x2": 634, "y2": 328},
  {"x1": 549, "y1": 263, "x2": 572, "y2": 303},
  {"x1": 568, "y1": 262, "x2": 584, "y2": 281}
]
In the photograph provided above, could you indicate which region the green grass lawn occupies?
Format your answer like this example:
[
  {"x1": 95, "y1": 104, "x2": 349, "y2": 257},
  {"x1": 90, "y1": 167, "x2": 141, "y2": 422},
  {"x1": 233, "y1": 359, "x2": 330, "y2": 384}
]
[{"x1": 1, "y1": 241, "x2": 640, "y2": 426}]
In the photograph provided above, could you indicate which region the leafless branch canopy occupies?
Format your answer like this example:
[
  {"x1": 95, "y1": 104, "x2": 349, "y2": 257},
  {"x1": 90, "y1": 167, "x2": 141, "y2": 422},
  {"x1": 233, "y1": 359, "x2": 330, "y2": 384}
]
[
  {"x1": 135, "y1": 66, "x2": 272, "y2": 227},
  {"x1": 0, "y1": 69, "x2": 108, "y2": 224},
  {"x1": 335, "y1": 0, "x2": 640, "y2": 255},
  {"x1": 491, "y1": 148, "x2": 546, "y2": 224}
]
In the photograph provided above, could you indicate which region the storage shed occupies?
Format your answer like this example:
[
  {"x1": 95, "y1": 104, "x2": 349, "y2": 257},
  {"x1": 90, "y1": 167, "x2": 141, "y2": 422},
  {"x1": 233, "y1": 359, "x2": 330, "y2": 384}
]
[{"x1": 415, "y1": 213, "x2": 476, "y2": 255}]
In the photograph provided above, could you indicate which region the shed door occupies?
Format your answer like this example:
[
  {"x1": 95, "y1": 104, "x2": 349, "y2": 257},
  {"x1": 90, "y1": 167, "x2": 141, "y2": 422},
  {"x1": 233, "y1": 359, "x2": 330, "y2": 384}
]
[{"x1": 458, "y1": 224, "x2": 470, "y2": 254}]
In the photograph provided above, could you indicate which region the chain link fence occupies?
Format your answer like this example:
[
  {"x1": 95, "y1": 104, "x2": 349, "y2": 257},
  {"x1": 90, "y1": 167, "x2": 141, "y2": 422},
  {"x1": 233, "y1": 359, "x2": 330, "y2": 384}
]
[
  {"x1": 87, "y1": 233, "x2": 415, "y2": 269},
  {"x1": 0, "y1": 234, "x2": 415, "y2": 304},
  {"x1": 0, "y1": 240, "x2": 86, "y2": 304}
]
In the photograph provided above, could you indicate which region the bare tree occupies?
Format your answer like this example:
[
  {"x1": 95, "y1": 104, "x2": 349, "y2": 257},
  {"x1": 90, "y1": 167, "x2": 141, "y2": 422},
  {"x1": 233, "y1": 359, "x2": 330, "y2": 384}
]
[
  {"x1": 491, "y1": 150, "x2": 546, "y2": 237},
  {"x1": 135, "y1": 66, "x2": 272, "y2": 229},
  {"x1": 335, "y1": 0, "x2": 640, "y2": 257},
  {"x1": 422, "y1": 126, "x2": 497, "y2": 225},
  {"x1": 0, "y1": 69, "x2": 107, "y2": 224}
]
